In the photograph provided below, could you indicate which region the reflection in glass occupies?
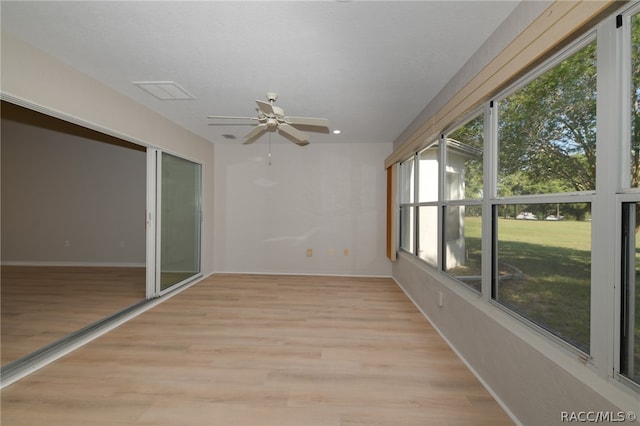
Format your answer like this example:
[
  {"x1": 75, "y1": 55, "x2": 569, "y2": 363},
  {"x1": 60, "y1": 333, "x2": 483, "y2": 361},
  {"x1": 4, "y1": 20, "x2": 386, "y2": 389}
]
[
  {"x1": 493, "y1": 203, "x2": 591, "y2": 353},
  {"x1": 418, "y1": 206, "x2": 438, "y2": 267},
  {"x1": 447, "y1": 115, "x2": 483, "y2": 200},
  {"x1": 631, "y1": 14, "x2": 640, "y2": 188},
  {"x1": 418, "y1": 144, "x2": 439, "y2": 203},
  {"x1": 399, "y1": 157, "x2": 415, "y2": 204},
  {"x1": 160, "y1": 153, "x2": 202, "y2": 290},
  {"x1": 444, "y1": 205, "x2": 482, "y2": 292},
  {"x1": 400, "y1": 205, "x2": 414, "y2": 254},
  {"x1": 621, "y1": 202, "x2": 640, "y2": 385}
]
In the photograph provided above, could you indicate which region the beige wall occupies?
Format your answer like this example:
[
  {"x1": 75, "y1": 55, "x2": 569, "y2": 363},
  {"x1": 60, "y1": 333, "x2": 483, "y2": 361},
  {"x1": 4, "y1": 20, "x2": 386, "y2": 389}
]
[
  {"x1": 1, "y1": 111, "x2": 146, "y2": 265},
  {"x1": 213, "y1": 141, "x2": 392, "y2": 277},
  {"x1": 1, "y1": 31, "x2": 215, "y2": 276}
]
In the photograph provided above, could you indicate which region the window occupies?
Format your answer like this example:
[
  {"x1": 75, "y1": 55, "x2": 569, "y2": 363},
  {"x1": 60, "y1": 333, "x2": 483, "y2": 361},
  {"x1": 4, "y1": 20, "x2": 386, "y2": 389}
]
[
  {"x1": 400, "y1": 156, "x2": 415, "y2": 205},
  {"x1": 443, "y1": 205, "x2": 482, "y2": 291},
  {"x1": 619, "y1": 7, "x2": 640, "y2": 388},
  {"x1": 621, "y1": 203, "x2": 640, "y2": 386},
  {"x1": 399, "y1": 157, "x2": 415, "y2": 254},
  {"x1": 447, "y1": 115, "x2": 484, "y2": 201},
  {"x1": 631, "y1": 13, "x2": 640, "y2": 188},
  {"x1": 400, "y1": 205, "x2": 414, "y2": 254},
  {"x1": 418, "y1": 205, "x2": 438, "y2": 266},
  {"x1": 417, "y1": 144, "x2": 439, "y2": 266},
  {"x1": 443, "y1": 114, "x2": 484, "y2": 292},
  {"x1": 418, "y1": 144, "x2": 438, "y2": 203},
  {"x1": 493, "y1": 202, "x2": 591, "y2": 353},
  {"x1": 497, "y1": 40, "x2": 597, "y2": 196},
  {"x1": 493, "y1": 38, "x2": 596, "y2": 353}
]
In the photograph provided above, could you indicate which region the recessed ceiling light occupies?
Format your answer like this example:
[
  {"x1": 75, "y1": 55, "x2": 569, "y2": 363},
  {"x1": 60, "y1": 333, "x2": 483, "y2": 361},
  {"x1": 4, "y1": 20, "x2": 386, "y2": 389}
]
[
  {"x1": 332, "y1": 129, "x2": 342, "y2": 135},
  {"x1": 132, "y1": 81, "x2": 195, "y2": 100}
]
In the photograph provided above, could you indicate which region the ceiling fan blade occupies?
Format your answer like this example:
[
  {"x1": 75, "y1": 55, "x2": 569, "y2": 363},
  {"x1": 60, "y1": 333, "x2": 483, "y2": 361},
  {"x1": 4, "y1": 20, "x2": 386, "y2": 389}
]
[
  {"x1": 255, "y1": 100, "x2": 274, "y2": 115},
  {"x1": 207, "y1": 115, "x2": 259, "y2": 120},
  {"x1": 284, "y1": 116, "x2": 330, "y2": 128},
  {"x1": 208, "y1": 123, "x2": 257, "y2": 126},
  {"x1": 278, "y1": 123, "x2": 309, "y2": 146},
  {"x1": 244, "y1": 123, "x2": 268, "y2": 143}
]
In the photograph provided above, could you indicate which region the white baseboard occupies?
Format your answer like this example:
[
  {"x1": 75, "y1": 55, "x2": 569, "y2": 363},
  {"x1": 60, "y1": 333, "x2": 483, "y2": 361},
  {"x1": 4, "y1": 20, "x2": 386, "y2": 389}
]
[
  {"x1": 211, "y1": 269, "x2": 393, "y2": 279},
  {"x1": 1, "y1": 261, "x2": 146, "y2": 268}
]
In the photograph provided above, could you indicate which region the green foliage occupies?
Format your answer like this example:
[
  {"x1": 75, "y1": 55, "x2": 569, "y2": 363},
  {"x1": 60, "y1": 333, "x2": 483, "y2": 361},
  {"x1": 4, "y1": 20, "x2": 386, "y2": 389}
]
[
  {"x1": 631, "y1": 15, "x2": 640, "y2": 187},
  {"x1": 498, "y1": 41, "x2": 597, "y2": 195}
]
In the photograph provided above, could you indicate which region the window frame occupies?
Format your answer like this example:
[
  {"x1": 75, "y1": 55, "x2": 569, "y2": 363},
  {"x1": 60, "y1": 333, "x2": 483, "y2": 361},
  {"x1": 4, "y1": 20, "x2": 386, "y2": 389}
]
[
  {"x1": 398, "y1": 156, "x2": 416, "y2": 255},
  {"x1": 614, "y1": 1, "x2": 640, "y2": 393},
  {"x1": 441, "y1": 109, "x2": 486, "y2": 293},
  {"x1": 617, "y1": 198, "x2": 640, "y2": 391},
  {"x1": 487, "y1": 30, "x2": 598, "y2": 356}
]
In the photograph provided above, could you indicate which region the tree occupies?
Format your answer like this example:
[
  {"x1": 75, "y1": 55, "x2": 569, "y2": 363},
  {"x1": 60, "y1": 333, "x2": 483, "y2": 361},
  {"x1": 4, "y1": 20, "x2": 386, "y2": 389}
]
[
  {"x1": 496, "y1": 40, "x2": 596, "y2": 222},
  {"x1": 631, "y1": 15, "x2": 640, "y2": 187}
]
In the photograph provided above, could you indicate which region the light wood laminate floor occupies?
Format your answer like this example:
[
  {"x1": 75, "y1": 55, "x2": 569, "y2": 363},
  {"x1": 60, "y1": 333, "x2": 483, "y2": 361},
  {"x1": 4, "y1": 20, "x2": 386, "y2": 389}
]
[
  {"x1": 1, "y1": 266, "x2": 145, "y2": 364},
  {"x1": 1, "y1": 274, "x2": 513, "y2": 426}
]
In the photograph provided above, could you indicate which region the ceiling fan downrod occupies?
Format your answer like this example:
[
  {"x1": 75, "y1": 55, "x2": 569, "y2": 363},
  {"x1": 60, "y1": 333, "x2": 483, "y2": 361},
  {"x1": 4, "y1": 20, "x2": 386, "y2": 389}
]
[{"x1": 266, "y1": 92, "x2": 278, "y2": 104}]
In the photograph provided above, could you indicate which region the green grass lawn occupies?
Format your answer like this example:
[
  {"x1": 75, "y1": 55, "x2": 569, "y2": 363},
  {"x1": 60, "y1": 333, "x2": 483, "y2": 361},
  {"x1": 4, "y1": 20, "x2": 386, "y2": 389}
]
[
  {"x1": 451, "y1": 217, "x2": 591, "y2": 350},
  {"x1": 494, "y1": 217, "x2": 591, "y2": 352},
  {"x1": 446, "y1": 216, "x2": 639, "y2": 374}
]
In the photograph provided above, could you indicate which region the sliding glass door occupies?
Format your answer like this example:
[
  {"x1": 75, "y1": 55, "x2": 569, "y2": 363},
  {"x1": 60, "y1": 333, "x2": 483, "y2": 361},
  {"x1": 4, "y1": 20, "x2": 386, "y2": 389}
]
[
  {"x1": 147, "y1": 150, "x2": 202, "y2": 295},
  {"x1": 145, "y1": 150, "x2": 202, "y2": 296}
]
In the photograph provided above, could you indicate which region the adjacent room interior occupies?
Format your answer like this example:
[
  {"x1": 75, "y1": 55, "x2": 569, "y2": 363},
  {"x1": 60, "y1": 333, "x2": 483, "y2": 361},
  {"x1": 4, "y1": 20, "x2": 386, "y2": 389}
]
[{"x1": 1, "y1": 102, "x2": 147, "y2": 365}]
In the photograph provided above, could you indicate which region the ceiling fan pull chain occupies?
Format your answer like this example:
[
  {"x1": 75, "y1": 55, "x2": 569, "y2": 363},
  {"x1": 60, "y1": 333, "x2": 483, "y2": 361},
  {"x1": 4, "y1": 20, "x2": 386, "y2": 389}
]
[{"x1": 268, "y1": 132, "x2": 272, "y2": 166}]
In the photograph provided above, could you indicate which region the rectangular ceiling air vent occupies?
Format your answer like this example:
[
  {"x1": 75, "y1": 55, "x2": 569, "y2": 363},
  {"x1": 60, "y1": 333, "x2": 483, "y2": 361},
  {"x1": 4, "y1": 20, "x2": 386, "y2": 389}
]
[{"x1": 132, "y1": 81, "x2": 195, "y2": 100}]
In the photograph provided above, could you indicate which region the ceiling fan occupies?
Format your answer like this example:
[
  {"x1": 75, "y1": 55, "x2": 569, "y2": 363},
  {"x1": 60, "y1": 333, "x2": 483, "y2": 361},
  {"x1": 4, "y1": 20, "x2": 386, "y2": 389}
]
[{"x1": 207, "y1": 93, "x2": 330, "y2": 146}]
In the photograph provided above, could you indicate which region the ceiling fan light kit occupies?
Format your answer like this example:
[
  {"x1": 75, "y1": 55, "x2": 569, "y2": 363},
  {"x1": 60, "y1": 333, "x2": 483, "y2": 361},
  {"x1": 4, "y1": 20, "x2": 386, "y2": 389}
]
[{"x1": 207, "y1": 93, "x2": 331, "y2": 147}]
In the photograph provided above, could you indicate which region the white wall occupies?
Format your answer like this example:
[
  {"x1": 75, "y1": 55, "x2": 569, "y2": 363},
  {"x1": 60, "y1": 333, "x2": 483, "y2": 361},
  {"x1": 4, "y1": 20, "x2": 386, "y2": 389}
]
[
  {"x1": 1, "y1": 115, "x2": 146, "y2": 265},
  {"x1": 214, "y1": 141, "x2": 391, "y2": 277}
]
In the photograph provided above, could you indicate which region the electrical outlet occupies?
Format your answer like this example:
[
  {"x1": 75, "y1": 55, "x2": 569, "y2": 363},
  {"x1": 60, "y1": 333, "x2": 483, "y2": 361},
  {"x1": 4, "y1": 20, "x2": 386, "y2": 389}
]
[
  {"x1": 64, "y1": 240, "x2": 71, "y2": 247},
  {"x1": 306, "y1": 248, "x2": 313, "y2": 257}
]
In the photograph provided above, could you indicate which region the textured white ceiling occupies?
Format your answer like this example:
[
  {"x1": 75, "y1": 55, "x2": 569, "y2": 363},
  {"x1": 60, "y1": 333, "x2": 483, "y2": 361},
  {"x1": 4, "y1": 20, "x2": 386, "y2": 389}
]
[{"x1": 1, "y1": 1, "x2": 520, "y2": 145}]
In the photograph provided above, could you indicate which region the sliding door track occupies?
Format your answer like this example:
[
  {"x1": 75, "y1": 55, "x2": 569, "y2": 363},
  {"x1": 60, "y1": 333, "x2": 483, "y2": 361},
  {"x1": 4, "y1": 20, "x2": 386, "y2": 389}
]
[{"x1": 0, "y1": 299, "x2": 152, "y2": 388}]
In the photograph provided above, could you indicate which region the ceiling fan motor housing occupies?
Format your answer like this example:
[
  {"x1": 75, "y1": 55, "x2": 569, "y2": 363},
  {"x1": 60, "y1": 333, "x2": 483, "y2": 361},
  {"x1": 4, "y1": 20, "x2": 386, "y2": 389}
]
[
  {"x1": 266, "y1": 118, "x2": 278, "y2": 128},
  {"x1": 266, "y1": 92, "x2": 278, "y2": 103}
]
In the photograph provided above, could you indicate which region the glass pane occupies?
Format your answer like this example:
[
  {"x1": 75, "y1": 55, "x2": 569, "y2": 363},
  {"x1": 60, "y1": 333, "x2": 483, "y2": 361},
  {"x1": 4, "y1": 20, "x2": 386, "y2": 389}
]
[
  {"x1": 621, "y1": 203, "x2": 640, "y2": 385},
  {"x1": 498, "y1": 40, "x2": 597, "y2": 196},
  {"x1": 444, "y1": 205, "x2": 482, "y2": 292},
  {"x1": 399, "y1": 157, "x2": 415, "y2": 204},
  {"x1": 418, "y1": 144, "x2": 439, "y2": 203},
  {"x1": 418, "y1": 206, "x2": 438, "y2": 266},
  {"x1": 494, "y1": 203, "x2": 591, "y2": 353},
  {"x1": 400, "y1": 205, "x2": 414, "y2": 254},
  {"x1": 160, "y1": 153, "x2": 201, "y2": 290},
  {"x1": 631, "y1": 13, "x2": 640, "y2": 188},
  {"x1": 447, "y1": 115, "x2": 483, "y2": 200}
]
